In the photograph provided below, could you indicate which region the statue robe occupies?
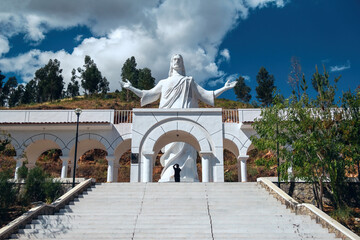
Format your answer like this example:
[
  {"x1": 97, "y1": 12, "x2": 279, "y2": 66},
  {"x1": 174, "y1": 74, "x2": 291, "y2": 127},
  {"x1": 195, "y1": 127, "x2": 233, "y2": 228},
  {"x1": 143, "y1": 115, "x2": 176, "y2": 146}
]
[{"x1": 140, "y1": 74, "x2": 215, "y2": 182}]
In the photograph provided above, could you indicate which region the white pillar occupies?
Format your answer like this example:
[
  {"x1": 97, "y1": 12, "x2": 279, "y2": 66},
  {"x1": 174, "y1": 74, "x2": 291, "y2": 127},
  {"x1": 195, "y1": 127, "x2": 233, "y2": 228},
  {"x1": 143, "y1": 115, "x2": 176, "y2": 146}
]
[
  {"x1": 237, "y1": 160, "x2": 242, "y2": 182},
  {"x1": 107, "y1": 156, "x2": 115, "y2": 182},
  {"x1": 141, "y1": 152, "x2": 153, "y2": 182},
  {"x1": 238, "y1": 155, "x2": 249, "y2": 182},
  {"x1": 113, "y1": 163, "x2": 119, "y2": 183},
  {"x1": 14, "y1": 158, "x2": 24, "y2": 180},
  {"x1": 60, "y1": 157, "x2": 69, "y2": 179},
  {"x1": 201, "y1": 152, "x2": 213, "y2": 183},
  {"x1": 130, "y1": 153, "x2": 140, "y2": 182}
]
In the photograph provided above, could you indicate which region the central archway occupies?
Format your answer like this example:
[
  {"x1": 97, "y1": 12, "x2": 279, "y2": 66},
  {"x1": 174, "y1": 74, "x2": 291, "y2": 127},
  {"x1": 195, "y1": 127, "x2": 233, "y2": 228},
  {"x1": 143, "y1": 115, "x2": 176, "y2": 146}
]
[
  {"x1": 151, "y1": 130, "x2": 203, "y2": 182},
  {"x1": 138, "y1": 119, "x2": 216, "y2": 182}
]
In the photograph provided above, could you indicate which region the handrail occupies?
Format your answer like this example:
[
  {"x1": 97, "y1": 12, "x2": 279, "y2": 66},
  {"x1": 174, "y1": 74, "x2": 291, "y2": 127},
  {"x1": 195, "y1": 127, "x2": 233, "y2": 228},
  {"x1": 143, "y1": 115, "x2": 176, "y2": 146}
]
[
  {"x1": 222, "y1": 109, "x2": 239, "y2": 123},
  {"x1": 114, "y1": 110, "x2": 133, "y2": 124}
]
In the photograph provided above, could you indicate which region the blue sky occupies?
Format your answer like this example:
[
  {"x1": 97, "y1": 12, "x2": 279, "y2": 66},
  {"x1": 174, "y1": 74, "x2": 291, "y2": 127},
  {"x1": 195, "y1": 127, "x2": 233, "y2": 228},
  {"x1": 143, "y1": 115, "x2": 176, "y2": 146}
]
[{"x1": 0, "y1": 0, "x2": 359, "y2": 102}]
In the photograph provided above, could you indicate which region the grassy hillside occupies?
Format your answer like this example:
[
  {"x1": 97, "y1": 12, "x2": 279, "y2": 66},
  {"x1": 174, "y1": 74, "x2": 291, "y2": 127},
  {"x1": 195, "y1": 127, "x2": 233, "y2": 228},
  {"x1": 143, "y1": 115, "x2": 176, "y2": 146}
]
[{"x1": 1, "y1": 93, "x2": 254, "y2": 110}]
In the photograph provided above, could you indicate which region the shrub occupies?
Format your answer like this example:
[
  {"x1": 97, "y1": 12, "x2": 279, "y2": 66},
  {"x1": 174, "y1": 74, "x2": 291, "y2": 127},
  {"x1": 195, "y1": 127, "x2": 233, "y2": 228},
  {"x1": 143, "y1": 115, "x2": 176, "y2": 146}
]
[
  {"x1": 25, "y1": 167, "x2": 47, "y2": 202},
  {"x1": 0, "y1": 171, "x2": 17, "y2": 210},
  {"x1": 17, "y1": 165, "x2": 28, "y2": 179},
  {"x1": 24, "y1": 167, "x2": 64, "y2": 203},
  {"x1": 44, "y1": 179, "x2": 63, "y2": 203}
]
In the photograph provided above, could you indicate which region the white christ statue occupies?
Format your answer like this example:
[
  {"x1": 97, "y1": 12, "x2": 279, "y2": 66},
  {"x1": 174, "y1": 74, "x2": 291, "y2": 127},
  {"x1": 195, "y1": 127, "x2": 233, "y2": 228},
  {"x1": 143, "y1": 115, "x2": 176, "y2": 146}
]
[{"x1": 120, "y1": 54, "x2": 236, "y2": 182}]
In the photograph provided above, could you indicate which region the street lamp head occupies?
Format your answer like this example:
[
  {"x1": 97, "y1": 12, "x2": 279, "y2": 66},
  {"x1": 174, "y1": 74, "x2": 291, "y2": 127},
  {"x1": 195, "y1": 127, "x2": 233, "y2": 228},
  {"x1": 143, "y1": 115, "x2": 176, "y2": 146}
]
[{"x1": 74, "y1": 108, "x2": 82, "y2": 116}]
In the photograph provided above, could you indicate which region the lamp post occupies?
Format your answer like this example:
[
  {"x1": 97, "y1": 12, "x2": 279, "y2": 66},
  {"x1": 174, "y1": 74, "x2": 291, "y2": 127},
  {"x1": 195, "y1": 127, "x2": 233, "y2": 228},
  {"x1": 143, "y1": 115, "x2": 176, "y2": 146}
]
[{"x1": 72, "y1": 108, "x2": 82, "y2": 188}]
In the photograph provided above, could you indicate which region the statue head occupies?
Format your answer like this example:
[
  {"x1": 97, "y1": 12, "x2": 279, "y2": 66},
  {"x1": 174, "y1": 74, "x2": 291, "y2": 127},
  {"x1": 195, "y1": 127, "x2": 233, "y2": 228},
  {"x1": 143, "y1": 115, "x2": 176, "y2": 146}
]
[{"x1": 169, "y1": 54, "x2": 186, "y2": 77}]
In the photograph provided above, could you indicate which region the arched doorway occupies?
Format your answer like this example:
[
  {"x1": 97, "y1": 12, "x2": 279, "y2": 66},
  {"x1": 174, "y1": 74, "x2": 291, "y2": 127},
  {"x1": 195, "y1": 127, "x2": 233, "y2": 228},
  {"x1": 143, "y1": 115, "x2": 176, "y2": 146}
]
[{"x1": 141, "y1": 129, "x2": 212, "y2": 182}]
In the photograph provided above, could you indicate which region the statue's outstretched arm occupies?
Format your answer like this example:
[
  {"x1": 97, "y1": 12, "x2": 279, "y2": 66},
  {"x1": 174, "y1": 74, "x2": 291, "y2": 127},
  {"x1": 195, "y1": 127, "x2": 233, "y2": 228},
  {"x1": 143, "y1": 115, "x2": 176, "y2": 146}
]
[
  {"x1": 214, "y1": 79, "x2": 236, "y2": 98},
  {"x1": 120, "y1": 80, "x2": 143, "y2": 98}
]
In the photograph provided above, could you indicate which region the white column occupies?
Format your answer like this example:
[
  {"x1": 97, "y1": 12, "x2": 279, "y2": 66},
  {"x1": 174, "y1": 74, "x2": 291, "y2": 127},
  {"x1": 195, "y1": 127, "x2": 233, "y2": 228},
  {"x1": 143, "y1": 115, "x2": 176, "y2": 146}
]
[
  {"x1": 130, "y1": 153, "x2": 140, "y2": 182},
  {"x1": 60, "y1": 157, "x2": 69, "y2": 179},
  {"x1": 107, "y1": 156, "x2": 115, "y2": 182},
  {"x1": 201, "y1": 152, "x2": 213, "y2": 183},
  {"x1": 113, "y1": 162, "x2": 119, "y2": 183},
  {"x1": 14, "y1": 158, "x2": 24, "y2": 180},
  {"x1": 238, "y1": 155, "x2": 249, "y2": 182},
  {"x1": 237, "y1": 160, "x2": 242, "y2": 182},
  {"x1": 141, "y1": 152, "x2": 153, "y2": 182}
]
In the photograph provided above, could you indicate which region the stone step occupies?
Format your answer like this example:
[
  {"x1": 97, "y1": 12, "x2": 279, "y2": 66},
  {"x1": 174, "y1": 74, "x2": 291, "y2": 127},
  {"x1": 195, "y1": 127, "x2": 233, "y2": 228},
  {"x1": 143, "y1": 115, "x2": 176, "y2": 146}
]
[{"x1": 12, "y1": 182, "x2": 340, "y2": 240}]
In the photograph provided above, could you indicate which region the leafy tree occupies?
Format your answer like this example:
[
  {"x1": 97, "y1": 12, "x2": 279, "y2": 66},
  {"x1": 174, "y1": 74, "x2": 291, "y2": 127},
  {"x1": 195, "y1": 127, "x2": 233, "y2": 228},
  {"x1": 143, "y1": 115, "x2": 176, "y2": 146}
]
[
  {"x1": 8, "y1": 84, "x2": 24, "y2": 107},
  {"x1": 99, "y1": 77, "x2": 110, "y2": 94},
  {"x1": 78, "y1": 55, "x2": 106, "y2": 95},
  {"x1": 0, "y1": 71, "x2": 5, "y2": 105},
  {"x1": 66, "y1": 69, "x2": 80, "y2": 97},
  {"x1": 138, "y1": 68, "x2": 155, "y2": 90},
  {"x1": 234, "y1": 76, "x2": 251, "y2": 103},
  {"x1": 1, "y1": 77, "x2": 18, "y2": 107},
  {"x1": 121, "y1": 56, "x2": 139, "y2": 101},
  {"x1": 342, "y1": 89, "x2": 360, "y2": 181},
  {"x1": 252, "y1": 67, "x2": 353, "y2": 210},
  {"x1": 120, "y1": 56, "x2": 156, "y2": 101},
  {"x1": 21, "y1": 80, "x2": 38, "y2": 104},
  {"x1": 255, "y1": 67, "x2": 276, "y2": 107},
  {"x1": 288, "y1": 56, "x2": 303, "y2": 99},
  {"x1": 35, "y1": 59, "x2": 64, "y2": 102}
]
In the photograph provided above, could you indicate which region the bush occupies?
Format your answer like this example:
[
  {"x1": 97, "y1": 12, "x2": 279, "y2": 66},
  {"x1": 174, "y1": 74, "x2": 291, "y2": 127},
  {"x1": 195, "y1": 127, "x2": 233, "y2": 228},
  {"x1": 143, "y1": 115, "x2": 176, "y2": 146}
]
[
  {"x1": 17, "y1": 165, "x2": 28, "y2": 179},
  {"x1": 24, "y1": 167, "x2": 64, "y2": 203},
  {"x1": 25, "y1": 167, "x2": 47, "y2": 202},
  {"x1": 44, "y1": 179, "x2": 63, "y2": 203},
  {"x1": 0, "y1": 171, "x2": 17, "y2": 210}
]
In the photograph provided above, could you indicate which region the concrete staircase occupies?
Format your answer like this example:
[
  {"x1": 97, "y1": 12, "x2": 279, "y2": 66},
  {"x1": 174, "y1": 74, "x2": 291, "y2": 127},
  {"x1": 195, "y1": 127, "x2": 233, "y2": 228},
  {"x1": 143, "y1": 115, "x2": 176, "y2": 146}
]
[{"x1": 10, "y1": 182, "x2": 340, "y2": 240}]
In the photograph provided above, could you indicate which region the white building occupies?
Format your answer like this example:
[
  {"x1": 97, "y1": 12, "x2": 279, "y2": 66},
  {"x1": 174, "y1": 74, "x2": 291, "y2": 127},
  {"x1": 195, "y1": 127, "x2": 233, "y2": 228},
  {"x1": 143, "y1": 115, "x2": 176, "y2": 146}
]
[{"x1": 0, "y1": 108, "x2": 261, "y2": 182}]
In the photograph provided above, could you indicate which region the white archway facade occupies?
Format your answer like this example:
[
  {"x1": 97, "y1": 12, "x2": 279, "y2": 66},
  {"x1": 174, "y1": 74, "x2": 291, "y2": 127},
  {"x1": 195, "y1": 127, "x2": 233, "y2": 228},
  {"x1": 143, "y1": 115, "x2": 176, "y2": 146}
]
[
  {"x1": 0, "y1": 109, "x2": 261, "y2": 182},
  {"x1": 131, "y1": 108, "x2": 224, "y2": 182}
]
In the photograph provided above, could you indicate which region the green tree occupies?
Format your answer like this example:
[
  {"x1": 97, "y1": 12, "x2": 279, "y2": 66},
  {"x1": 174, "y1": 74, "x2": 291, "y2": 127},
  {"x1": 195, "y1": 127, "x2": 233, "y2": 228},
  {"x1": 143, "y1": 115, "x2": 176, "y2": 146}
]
[
  {"x1": 121, "y1": 56, "x2": 139, "y2": 101},
  {"x1": 99, "y1": 77, "x2": 110, "y2": 94},
  {"x1": 288, "y1": 56, "x2": 303, "y2": 100},
  {"x1": 66, "y1": 69, "x2": 80, "y2": 97},
  {"x1": 252, "y1": 67, "x2": 352, "y2": 210},
  {"x1": 8, "y1": 84, "x2": 24, "y2": 107},
  {"x1": 78, "y1": 55, "x2": 106, "y2": 95},
  {"x1": 255, "y1": 67, "x2": 276, "y2": 107},
  {"x1": 1, "y1": 77, "x2": 18, "y2": 107},
  {"x1": 0, "y1": 71, "x2": 6, "y2": 105},
  {"x1": 35, "y1": 59, "x2": 64, "y2": 102},
  {"x1": 342, "y1": 89, "x2": 360, "y2": 181},
  {"x1": 21, "y1": 80, "x2": 38, "y2": 104},
  {"x1": 234, "y1": 76, "x2": 251, "y2": 103},
  {"x1": 138, "y1": 68, "x2": 155, "y2": 90}
]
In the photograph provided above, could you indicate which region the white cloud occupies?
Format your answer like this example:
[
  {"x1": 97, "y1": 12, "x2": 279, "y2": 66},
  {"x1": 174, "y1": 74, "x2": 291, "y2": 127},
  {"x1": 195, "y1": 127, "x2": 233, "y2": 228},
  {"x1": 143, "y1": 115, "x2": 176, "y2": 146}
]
[
  {"x1": 208, "y1": 73, "x2": 238, "y2": 87},
  {"x1": 0, "y1": 35, "x2": 10, "y2": 56},
  {"x1": 74, "y1": 34, "x2": 83, "y2": 42},
  {"x1": 0, "y1": 0, "x2": 288, "y2": 91},
  {"x1": 330, "y1": 60, "x2": 351, "y2": 72},
  {"x1": 242, "y1": 75, "x2": 251, "y2": 82},
  {"x1": 220, "y1": 48, "x2": 231, "y2": 63}
]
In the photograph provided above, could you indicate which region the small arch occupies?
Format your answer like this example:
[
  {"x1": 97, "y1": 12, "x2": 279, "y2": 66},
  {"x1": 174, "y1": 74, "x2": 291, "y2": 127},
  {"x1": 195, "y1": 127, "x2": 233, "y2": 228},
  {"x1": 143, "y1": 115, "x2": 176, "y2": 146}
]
[
  {"x1": 114, "y1": 139, "x2": 132, "y2": 182},
  {"x1": 223, "y1": 138, "x2": 239, "y2": 157},
  {"x1": 23, "y1": 133, "x2": 66, "y2": 151},
  {"x1": 0, "y1": 134, "x2": 21, "y2": 154},
  {"x1": 114, "y1": 139, "x2": 131, "y2": 161},
  {"x1": 68, "y1": 139, "x2": 108, "y2": 161},
  {"x1": 66, "y1": 133, "x2": 111, "y2": 153},
  {"x1": 23, "y1": 139, "x2": 62, "y2": 168}
]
